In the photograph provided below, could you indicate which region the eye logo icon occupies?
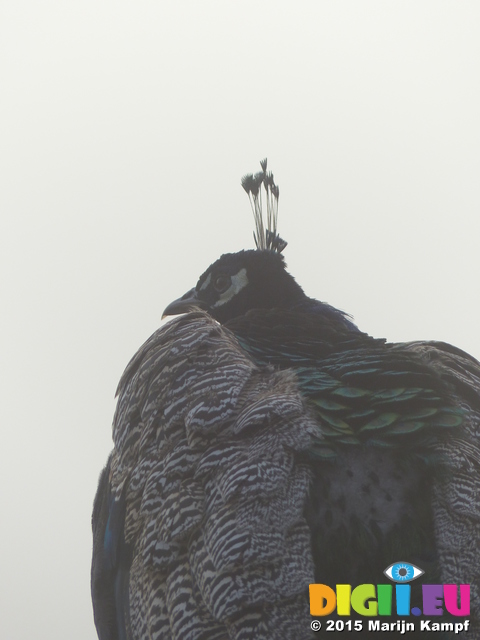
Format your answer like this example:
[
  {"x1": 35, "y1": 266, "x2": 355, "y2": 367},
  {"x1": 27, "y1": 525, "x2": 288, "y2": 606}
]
[{"x1": 384, "y1": 561, "x2": 424, "y2": 583}]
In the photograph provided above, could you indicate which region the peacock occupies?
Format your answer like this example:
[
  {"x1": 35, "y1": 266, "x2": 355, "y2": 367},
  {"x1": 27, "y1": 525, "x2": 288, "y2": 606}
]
[{"x1": 92, "y1": 160, "x2": 480, "y2": 639}]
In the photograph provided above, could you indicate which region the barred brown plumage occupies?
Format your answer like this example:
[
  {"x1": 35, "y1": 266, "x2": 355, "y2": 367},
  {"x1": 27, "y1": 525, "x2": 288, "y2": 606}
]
[
  {"x1": 399, "y1": 341, "x2": 480, "y2": 602},
  {"x1": 92, "y1": 312, "x2": 320, "y2": 639}
]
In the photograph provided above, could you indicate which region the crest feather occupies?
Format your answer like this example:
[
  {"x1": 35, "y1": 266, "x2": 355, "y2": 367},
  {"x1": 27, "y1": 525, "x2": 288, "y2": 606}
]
[{"x1": 241, "y1": 158, "x2": 287, "y2": 253}]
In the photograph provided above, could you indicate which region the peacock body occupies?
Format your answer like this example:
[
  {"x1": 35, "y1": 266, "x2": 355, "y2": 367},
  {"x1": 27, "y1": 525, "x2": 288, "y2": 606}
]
[{"x1": 92, "y1": 161, "x2": 480, "y2": 639}]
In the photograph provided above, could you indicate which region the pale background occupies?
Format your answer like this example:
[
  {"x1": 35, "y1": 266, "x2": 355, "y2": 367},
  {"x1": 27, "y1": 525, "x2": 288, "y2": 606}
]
[{"x1": 1, "y1": 2, "x2": 479, "y2": 638}]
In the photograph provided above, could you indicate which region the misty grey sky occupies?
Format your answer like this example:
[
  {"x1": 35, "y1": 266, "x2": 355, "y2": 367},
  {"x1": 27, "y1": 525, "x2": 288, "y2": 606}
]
[{"x1": 1, "y1": 2, "x2": 479, "y2": 638}]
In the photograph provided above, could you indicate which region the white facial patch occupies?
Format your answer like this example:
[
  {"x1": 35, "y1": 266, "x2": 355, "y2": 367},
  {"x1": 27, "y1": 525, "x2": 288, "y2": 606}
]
[
  {"x1": 199, "y1": 273, "x2": 211, "y2": 291},
  {"x1": 213, "y1": 268, "x2": 249, "y2": 307}
]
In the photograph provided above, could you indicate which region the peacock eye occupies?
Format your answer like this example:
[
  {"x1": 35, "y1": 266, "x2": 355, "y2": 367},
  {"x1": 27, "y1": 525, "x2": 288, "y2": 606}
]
[
  {"x1": 383, "y1": 562, "x2": 424, "y2": 583},
  {"x1": 213, "y1": 274, "x2": 231, "y2": 293}
]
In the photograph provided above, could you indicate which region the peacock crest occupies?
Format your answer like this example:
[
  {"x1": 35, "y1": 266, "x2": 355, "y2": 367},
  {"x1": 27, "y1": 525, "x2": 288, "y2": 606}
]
[{"x1": 241, "y1": 158, "x2": 287, "y2": 253}]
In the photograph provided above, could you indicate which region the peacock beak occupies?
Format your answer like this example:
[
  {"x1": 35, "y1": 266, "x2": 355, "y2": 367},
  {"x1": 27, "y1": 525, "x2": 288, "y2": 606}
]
[{"x1": 162, "y1": 288, "x2": 208, "y2": 319}]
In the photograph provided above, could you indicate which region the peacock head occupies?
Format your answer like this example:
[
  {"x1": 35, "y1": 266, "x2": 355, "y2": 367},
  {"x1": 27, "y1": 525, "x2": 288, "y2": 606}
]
[{"x1": 163, "y1": 159, "x2": 308, "y2": 324}]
